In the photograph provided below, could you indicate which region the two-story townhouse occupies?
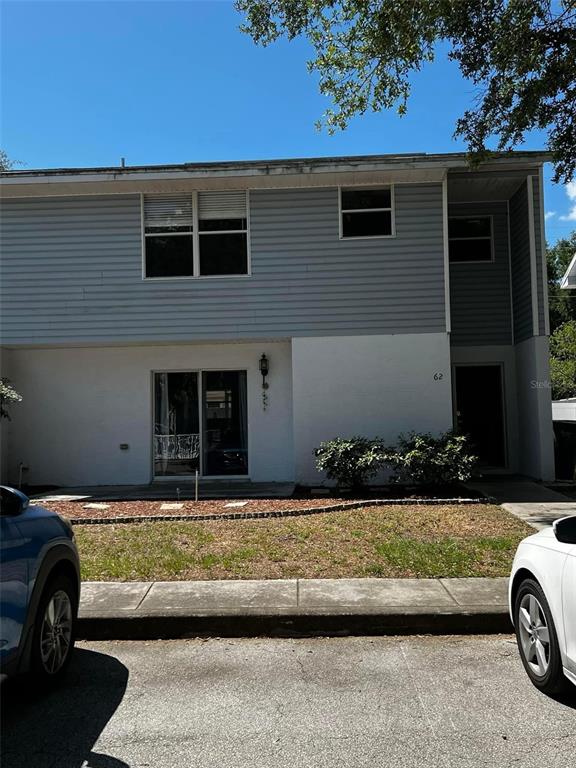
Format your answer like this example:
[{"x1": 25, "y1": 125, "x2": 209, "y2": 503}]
[{"x1": 0, "y1": 151, "x2": 554, "y2": 488}]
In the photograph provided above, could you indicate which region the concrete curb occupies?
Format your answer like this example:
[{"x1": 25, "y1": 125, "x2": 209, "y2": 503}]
[
  {"x1": 77, "y1": 608, "x2": 512, "y2": 640},
  {"x1": 76, "y1": 577, "x2": 512, "y2": 639},
  {"x1": 69, "y1": 497, "x2": 490, "y2": 525}
]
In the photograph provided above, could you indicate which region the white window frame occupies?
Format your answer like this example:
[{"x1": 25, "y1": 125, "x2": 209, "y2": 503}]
[
  {"x1": 448, "y1": 214, "x2": 495, "y2": 264},
  {"x1": 141, "y1": 191, "x2": 252, "y2": 280},
  {"x1": 338, "y1": 184, "x2": 396, "y2": 240}
]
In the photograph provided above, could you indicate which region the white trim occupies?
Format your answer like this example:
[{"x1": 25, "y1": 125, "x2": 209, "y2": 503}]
[
  {"x1": 506, "y1": 200, "x2": 515, "y2": 345},
  {"x1": 447, "y1": 214, "x2": 495, "y2": 264},
  {"x1": 1, "y1": 152, "x2": 548, "y2": 190},
  {"x1": 442, "y1": 176, "x2": 451, "y2": 334},
  {"x1": 246, "y1": 189, "x2": 252, "y2": 277},
  {"x1": 140, "y1": 193, "x2": 146, "y2": 281},
  {"x1": 526, "y1": 176, "x2": 540, "y2": 336},
  {"x1": 538, "y1": 167, "x2": 550, "y2": 335},
  {"x1": 449, "y1": 199, "x2": 511, "y2": 205},
  {"x1": 0, "y1": 176, "x2": 447, "y2": 200},
  {"x1": 338, "y1": 184, "x2": 396, "y2": 240},
  {"x1": 192, "y1": 190, "x2": 200, "y2": 277}
]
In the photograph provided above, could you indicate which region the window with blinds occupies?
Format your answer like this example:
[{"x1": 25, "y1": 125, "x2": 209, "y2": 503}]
[
  {"x1": 197, "y1": 191, "x2": 248, "y2": 276},
  {"x1": 143, "y1": 191, "x2": 249, "y2": 278},
  {"x1": 144, "y1": 195, "x2": 194, "y2": 278}
]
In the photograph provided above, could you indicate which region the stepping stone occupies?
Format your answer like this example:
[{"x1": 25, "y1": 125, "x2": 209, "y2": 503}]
[
  {"x1": 82, "y1": 503, "x2": 110, "y2": 510},
  {"x1": 224, "y1": 501, "x2": 249, "y2": 508},
  {"x1": 160, "y1": 503, "x2": 184, "y2": 510}
]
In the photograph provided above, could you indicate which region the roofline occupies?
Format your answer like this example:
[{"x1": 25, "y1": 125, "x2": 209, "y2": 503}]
[{"x1": 0, "y1": 150, "x2": 550, "y2": 184}]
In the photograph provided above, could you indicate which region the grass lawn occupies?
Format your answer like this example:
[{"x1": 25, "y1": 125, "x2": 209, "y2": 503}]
[{"x1": 76, "y1": 503, "x2": 533, "y2": 581}]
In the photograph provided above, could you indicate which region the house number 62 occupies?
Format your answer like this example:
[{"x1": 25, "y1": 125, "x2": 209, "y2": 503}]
[{"x1": 433, "y1": 373, "x2": 444, "y2": 381}]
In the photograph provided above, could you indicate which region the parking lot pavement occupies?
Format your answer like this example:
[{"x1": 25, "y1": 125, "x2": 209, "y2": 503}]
[{"x1": 2, "y1": 635, "x2": 575, "y2": 768}]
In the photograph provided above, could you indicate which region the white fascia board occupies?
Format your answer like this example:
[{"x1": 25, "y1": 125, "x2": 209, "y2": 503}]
[
  {"x1": 0, "y1": 168, "x2": 448, "y2": 198},
  {"x1": 0, "y1": 152, "x2": 549, "y2": 197}
]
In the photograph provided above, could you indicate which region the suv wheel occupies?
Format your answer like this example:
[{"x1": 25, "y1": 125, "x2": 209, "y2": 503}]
[{"x1": 31, "y1": 574, "x2": 77, "y2": 682}]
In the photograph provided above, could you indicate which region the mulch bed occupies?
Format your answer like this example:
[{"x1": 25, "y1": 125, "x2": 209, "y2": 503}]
[{"x1": 40, "y1": 495, "x2": 488, "y2": 525}]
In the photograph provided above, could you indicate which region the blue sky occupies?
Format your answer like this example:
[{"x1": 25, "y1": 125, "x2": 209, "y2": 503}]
[{"x1": 1, "y1": 0, "x2": 574, "y2": 243}]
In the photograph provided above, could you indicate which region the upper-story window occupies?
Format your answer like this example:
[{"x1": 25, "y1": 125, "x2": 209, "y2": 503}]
[
  {"x1": 340, "y1": 187, "x2": 394, "y2": 239},
  {"x1": 448, "y1": 216, "x2": 493, "y2": 263},
  {"x1": 143, "y1": 191, "x2": 249, "y2": 279}
]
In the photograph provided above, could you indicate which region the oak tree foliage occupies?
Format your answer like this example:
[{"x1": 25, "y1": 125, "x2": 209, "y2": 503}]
[{"x1": 236, "y1": 0, "x2": 576, "y2": 182}]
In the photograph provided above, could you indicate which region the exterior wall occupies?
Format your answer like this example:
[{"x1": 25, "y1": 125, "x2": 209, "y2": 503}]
[
  {"x1": 0, "y1": 184, "x2": 446, "y2": 346},
  {"x1": 514, "y1": 336, "x2": 555, "y2": 480},
  {"x1": 449, "y1": 345, "x2": 520, "y2": 473},
  {"x1": 291, "y1": 333, "x2": 453, "y2": 484},
  {"x1": 0, "y1": 348, "x2": 14, "y2": 483},
  {"x1": 449, "y1": 202, "x2": 512, "y2": 346},
  {"x1": 4, "y1": 341, "x2": 294, "y2": 486},
  {"x1": 532, "y1": 176, "x2": 548, "y2": 335},
  {"x1": 509, "y1": 181, "x2": 534, "y2": 342}
]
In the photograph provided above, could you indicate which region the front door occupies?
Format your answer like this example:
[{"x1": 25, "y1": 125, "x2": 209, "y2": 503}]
[
  {"x1": 454, "y1": 365, "x2": 506, "y2": 468},
  {"x1": 154, "y1": 370, "x2": 248, "y2": 477}
]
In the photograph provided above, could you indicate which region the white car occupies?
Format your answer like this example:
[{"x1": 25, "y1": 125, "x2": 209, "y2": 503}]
[{"x1": 509, "y1": 516, "x2": 576, "y2": 695}]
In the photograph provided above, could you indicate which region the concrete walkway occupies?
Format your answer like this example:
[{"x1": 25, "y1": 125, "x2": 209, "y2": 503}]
[
  {"x1": 77, "y1": 577, "x2": 511, "y2": 639},
  {"x1": 33, "y1": 481, "x2": 296, "y2": 502},
  {"x1": 466, "y1": 478, "x2": 576, "y2": 529}
]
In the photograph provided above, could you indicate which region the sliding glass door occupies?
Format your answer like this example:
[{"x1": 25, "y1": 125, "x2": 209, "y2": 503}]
[
  {"x1": 153, "y1": 370, "x2": 248, "y2": 477},
  {"x1": 154, "y1": 372, "x2": 200, "y2": 477}
]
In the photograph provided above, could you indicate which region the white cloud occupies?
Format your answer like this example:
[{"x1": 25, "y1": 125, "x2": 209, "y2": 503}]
[
  {"x1": 545, "y1": 211, "x2": 556, "y2": 220},
  {"x1": 559, "y1": 180, "x2": 576, "y2": 222}
]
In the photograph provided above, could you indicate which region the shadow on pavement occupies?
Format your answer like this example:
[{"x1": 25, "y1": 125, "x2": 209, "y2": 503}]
[{"x1": 1, "y1": 648, "x2": 129, "y2": 768}]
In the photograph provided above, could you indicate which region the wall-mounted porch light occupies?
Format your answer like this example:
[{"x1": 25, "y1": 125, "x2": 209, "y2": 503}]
[
  {"x1": 259, "y1": 354, "x2": 270, "y2": 411},
  {"x1": 259, "y1": 354, "x2": 270, "y2": 389}
]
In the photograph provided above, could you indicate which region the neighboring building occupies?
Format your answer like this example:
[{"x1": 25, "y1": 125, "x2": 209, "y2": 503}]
[
  {"x1": 552, "y1": 399, "x2": 576, "y2": 482},
  {"x1": 560, "y1": 253, "x2": 576, "y2": 289},
  {"x1": 0, "y1": 151, "x2": 555, "y2": 487},
  {"x1": 553, "y1": 399, "x2": 576, "y2": 422}
]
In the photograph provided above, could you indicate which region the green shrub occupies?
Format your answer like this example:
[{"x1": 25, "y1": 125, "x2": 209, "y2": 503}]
[
  {"x1": 382, "y1": 431, "x2": 477, "y2": 487},
  {"x1": 315, "y1": 437, "x2": 386, "y2": 489}
]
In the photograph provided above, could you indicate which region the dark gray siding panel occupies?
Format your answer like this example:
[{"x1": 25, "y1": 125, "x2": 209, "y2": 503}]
[
  {"x1": 449, "y1": 202, "x2": 512, "y2": 346},
  {"x1": 531, "y1": 177, "x2": 547, "y2": 335},
  {"x1": 509, "y1": 181, "x2": 534, "y2": 342},
  {"x1": 0, "y1": 185, "x2": 446, "y2": 344}
]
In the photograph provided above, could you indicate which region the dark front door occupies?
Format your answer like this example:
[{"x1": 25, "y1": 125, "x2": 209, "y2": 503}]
[{"x1": 454, "y1": 365, "x2": 506, "y2": 468}]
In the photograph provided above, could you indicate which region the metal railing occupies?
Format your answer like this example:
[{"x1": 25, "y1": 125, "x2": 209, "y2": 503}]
[{"x1": 154, "y1": 433, "x2": 200, "y2": 461}]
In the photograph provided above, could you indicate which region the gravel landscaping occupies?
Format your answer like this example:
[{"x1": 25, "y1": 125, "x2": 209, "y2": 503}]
[{"x1": 40, "y1": 495, "x2": 485, "y2": 524}]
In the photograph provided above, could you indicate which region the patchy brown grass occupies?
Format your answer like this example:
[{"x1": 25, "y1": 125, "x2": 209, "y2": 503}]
[{"x1": 75, "y1": 503, "x2": 532, "y2": 581}]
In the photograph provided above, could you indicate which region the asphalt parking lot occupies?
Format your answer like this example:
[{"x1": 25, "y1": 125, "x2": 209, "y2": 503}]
[{"x1": 2, "y1": 635, "x2": 575, "y2": 768}]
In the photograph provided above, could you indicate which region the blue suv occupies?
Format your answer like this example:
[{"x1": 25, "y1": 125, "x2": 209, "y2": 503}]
[{"x1": 0, "y1": 486, "x2": 80, "y2": 682}]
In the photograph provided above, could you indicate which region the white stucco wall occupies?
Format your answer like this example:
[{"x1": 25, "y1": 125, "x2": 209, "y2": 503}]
[
  {"x1": 514, "y1": 335, "x2": 555, "y2": 480},
  {"x1": 450, "y1": 345, "x2": 521, "y2": 474},
  {"x1": 291, "y1": 333, "x2": 453, "y2": 484},
  {"x1": 4, "y1": 341, "x2": 294, "y2": 486},
  {"x1": 0, "y1": 347, "x2": 15, "y2": 484}
]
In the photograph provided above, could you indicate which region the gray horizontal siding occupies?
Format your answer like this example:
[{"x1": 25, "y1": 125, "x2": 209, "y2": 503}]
[
  {"x1": 509, "y1": 181, "x2": 534, "y2": 342},
  {"x1": 531, "y1": 176, "x2": 547, "y2": 335},
  {"x1": 449, "y1": 202, "x2": 512, "y2": 346},
  {"x1": 0, "y1": 185, "x2": 446, "y2": 344}
]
